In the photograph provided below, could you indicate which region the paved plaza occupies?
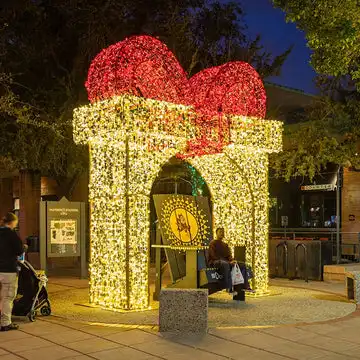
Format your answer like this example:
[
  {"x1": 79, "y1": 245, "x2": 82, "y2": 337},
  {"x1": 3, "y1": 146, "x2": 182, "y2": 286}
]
[
  {"x1": 45, "y1": 277, "x2": 354, "y2": 327},
  {"x1": 1, "y1": 278, "x2": 359, "y2": 359},
  {"x1": 1, "y1": 311, "x2": 360, "y2": 359}
]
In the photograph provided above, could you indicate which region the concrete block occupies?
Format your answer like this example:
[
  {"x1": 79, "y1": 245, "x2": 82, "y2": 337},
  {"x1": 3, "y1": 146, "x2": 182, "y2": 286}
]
[
  {"x1": 323, "y1": 265, "x2": 346, "y2": 274},
  {"x1": 346, "y1": 271, "x2": 360, "y2": 303},
  {"x1": 159, "y1": 288, "x2": 208, "y2": 334},
  {"x1": 323, "y1": 273, "x2": 345, "y2": 282}
]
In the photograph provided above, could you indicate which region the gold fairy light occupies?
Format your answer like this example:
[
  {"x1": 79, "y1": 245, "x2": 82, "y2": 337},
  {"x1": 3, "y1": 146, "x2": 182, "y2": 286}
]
[{"x1": 73, "y1": 94, "x2": 282, "y2": 310}]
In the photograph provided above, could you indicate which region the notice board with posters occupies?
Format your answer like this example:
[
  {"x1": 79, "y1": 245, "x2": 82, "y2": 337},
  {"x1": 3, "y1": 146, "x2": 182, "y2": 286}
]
[{"x1": 40, "y1": 197, "x2": 86, "y2": 277}]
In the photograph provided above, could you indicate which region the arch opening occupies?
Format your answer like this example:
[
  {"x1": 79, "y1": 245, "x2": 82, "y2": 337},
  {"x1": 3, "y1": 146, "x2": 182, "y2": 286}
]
[{"x1": 147, "y1": 152, "x2": 262, "y2": 298}]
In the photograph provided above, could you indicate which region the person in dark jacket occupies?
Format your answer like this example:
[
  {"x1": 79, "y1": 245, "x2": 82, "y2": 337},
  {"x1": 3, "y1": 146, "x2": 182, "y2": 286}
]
[
  {"x1": 208, "y1": 227, "x2": 236, "y2": 292},
  {"x1": 0, "y1": 213, "x2": 24, "y2": 331},
  {"x1": 208, "y1": 227, "x2": 251, "y2": 293}
]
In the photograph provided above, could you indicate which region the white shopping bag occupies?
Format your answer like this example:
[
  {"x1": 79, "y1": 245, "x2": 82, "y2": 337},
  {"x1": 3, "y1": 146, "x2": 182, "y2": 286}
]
[{"x1": 231, "y1": 263, "x2": 244, "y2": 285}]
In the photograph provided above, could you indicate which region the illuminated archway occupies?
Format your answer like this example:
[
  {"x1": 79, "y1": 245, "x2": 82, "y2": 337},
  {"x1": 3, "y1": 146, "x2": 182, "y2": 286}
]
[{"x1": 73, "y1": 35, "x2": 282, "y2": 310}]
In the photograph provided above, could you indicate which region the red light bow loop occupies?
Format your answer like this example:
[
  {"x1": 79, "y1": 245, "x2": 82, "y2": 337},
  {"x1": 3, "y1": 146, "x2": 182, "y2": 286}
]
[{"x1": 86, "y1": 35, "x2": 267, "y2": 157}]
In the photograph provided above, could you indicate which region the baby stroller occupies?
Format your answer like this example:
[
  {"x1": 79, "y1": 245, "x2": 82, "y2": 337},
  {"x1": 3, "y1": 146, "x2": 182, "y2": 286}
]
[{"x1": 12, "y1": 260, "x2": 51, "y2": 322}]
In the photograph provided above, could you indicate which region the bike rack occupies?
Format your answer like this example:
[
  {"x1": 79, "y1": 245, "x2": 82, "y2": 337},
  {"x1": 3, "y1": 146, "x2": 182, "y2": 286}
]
[
  {"x1": 275, "y1": 241, "x2": 288, "y2": 277},
  {"x1": 295, "y1": 243, "x2": 308, "y2": 283}
]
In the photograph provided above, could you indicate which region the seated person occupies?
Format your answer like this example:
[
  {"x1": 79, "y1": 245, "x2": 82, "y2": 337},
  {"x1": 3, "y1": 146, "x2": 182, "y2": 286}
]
[
  {"x1": 208, "y1": 227, "x2": 251, "y2": 292},
  {"x1": 208, "y1": 227, "x2": 236, "y2": 292}
]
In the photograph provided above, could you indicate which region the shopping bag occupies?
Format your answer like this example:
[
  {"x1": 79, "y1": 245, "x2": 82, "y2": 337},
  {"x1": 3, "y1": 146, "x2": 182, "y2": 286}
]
[
  {"x1": 231, "y1": 263, "x2": 244, "y2": 285},
  {"x1": 246, "y1": 265, "x2": 253, "y2": 279}
]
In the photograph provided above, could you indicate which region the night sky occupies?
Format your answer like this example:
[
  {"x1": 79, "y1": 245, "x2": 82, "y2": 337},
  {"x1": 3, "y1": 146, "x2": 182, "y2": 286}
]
[{"x1": 240, "y1": 0, "x2": 317, "y2": 94}]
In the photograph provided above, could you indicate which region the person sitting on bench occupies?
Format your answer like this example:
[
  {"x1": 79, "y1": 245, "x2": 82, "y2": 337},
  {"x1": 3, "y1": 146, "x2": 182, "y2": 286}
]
[
  {"x1": 208, "y1": 227, "x2": 252, "y2": 293},
  {"x1": 208, "y1": 227, "x2": 236, "y2": 292}
]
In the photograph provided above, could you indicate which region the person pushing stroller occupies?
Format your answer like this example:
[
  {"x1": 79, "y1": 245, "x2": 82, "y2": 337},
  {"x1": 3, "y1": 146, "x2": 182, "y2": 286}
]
[{"x1": 0, "y1": 213, "x2": 26, "y2": 331}]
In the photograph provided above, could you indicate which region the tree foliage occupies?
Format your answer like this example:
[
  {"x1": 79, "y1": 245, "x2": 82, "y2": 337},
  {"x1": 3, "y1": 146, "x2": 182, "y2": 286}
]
[
  {"x1": 271, "y1": 96, "x2": 360, "y2": 181},
  {"x1": 271, "y1": 0, "x2": 360, "y2": 181},
  {"x1": 273, "y1": 0, "x2": 360, "y2": 84},
  {"x1": 0, "y1": 0, "x2": 290, "y2": 194}
]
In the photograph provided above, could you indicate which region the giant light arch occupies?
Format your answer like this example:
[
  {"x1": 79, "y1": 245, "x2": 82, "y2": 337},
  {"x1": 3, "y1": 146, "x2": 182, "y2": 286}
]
[{"x1": 73, "y1": 35, "x2": 282, "y2": 311}]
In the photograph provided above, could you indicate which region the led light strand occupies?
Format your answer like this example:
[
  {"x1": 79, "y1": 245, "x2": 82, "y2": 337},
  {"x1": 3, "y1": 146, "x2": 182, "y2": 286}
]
[{"x1": 74, "y1": 35, "x2": 283, "y2": 310}]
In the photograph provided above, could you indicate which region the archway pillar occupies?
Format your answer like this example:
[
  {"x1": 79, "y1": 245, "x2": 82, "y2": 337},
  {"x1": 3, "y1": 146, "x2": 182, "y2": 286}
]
[
  {"x1": 189, "y1": 150, "x2": 269, "y2": 292},
  {"x1": 88, "y1": 134, "x2": 186, "y2": 310}
]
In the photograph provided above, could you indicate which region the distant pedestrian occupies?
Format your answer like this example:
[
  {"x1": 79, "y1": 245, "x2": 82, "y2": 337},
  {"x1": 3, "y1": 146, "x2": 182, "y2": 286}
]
[{"x1": 0, "y1": 213, "x2": 25, "y2": 331}]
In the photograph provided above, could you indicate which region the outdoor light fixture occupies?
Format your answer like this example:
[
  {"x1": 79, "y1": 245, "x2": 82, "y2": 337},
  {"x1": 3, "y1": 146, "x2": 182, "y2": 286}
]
[{"x1": 73, "y1": 35, "x2": 282, "y2": 310}]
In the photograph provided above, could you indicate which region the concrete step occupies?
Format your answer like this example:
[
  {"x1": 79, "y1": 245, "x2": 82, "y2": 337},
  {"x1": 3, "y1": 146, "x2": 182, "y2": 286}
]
[{"x1": 324, "y1": 263, "x2": 360, "y2": 282}]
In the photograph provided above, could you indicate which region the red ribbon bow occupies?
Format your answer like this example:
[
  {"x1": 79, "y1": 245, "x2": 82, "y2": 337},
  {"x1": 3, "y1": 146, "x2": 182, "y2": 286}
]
[{"x1": 86, "y1": 35, "x2": 266, "y2": 157}]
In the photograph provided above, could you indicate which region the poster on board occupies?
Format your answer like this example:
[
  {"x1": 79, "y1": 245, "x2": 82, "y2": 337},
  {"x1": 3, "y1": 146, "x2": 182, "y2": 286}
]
[
  {"x1": 50, "y1": 220, "x2": 77, "y2": 245},
  {"x1": 44, "y1": 197, "x2": 81, "y2": 257}
]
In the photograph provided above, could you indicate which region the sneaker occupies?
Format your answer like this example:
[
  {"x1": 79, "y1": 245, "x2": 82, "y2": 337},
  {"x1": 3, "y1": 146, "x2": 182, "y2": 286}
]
[{"x1": 1, "y1": 323, "x2": 19, "y2": 331}]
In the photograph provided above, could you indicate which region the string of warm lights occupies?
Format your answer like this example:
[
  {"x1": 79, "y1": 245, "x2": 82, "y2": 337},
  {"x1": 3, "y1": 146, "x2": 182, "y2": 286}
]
[
  {"x1": 73, "y1": 95, "x2": 196, "y2": 147},
  {"x1": 186, "y1": 61, "x2": 266, "y2": 118},
  {"x1": 86, "y1": 35, "x2": 189, "y2": 105},
  {"x1": 88, "y1": 138, "x2": 185, "y2": 310},
  {"x1": 188, "y1": 149, "x2": 269, "y2": 292},
  {"x1": 73, "y1": 96, "x2": 281, "y2": 155},
  {"x1": 152, "y1": 245, "x2": 209, "y2": 250},
  {"x1": 74, "y1": 96, "x2": 281, "y2": 309},
  {"x1": 73, "y1": 34, "x2": 283, "y2": 311}
]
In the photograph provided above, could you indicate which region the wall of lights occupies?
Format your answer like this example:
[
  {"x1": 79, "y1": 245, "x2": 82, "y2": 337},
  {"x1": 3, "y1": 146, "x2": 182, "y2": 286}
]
[
  {"x1": 73, "y1": 35, "x2": 282, "y2": 310},
  {"x1": 189, "y1": 149, "x2": 269, "y2": 292},
  {"x1": 88, "y1": 139, "x2": 184, "y2": 310}
]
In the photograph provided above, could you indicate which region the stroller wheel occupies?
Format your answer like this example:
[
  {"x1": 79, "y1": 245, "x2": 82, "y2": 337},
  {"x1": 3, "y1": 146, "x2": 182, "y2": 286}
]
[
  {"x1": 40, "y1": 306, "x2": 51, "y2": 316},
  {"x1": 28, "y1": 310, "x2": 36, "y2": 322}
]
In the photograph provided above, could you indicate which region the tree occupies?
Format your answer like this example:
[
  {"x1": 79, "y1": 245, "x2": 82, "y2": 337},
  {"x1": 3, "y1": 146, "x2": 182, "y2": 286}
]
[
  {"x1": 271, "y1": 0, "x2": 360, "y2": 180},
  {"x1": 0, "y1": 0, "x2": 291, "y2": 197},
  {"x1": 270, "y1": 96, "x2": 360, "y2": 181},
  {"x1": 273, "y1": 0, "x2": 360, "y2": 85}
]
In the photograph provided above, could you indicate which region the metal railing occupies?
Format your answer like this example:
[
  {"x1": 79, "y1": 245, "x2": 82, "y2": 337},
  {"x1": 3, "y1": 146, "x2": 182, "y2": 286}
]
[
  {"x1": 270, "y1": 229, "x2": 360, "y2": 263},
  {"x1": 275, "y1": 242, "x2": 288, "y2": 277},
  {"x1": 294, "y1": 243, "x2": 308, "y2": 282}
]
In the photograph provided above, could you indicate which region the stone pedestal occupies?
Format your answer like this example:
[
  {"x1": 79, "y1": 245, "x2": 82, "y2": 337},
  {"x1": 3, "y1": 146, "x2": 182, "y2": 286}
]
[
  {"x1": 159, "y1": 288, "x2": 208, "y2": 334},
  {"x1": 346, "y1": 271, "x2": 360, "y2": 304}
]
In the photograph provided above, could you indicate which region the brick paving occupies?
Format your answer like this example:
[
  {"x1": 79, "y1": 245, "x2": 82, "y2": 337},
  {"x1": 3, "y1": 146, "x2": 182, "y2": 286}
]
[
  {"x1": 1, "y1": 278, "x2": 358, "y2": 359},
  {"x1": 1, "y1": 310, "x2": 360, "y2": 359}
]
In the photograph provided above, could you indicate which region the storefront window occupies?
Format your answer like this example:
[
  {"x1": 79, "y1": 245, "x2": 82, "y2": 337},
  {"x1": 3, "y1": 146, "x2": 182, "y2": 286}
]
[
  {"x1": 324, "y1": 197, "x2": 336, "y2": 227},
  {"x1": 301, "y1": 193, "x2": 336, "y2": 228}
]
